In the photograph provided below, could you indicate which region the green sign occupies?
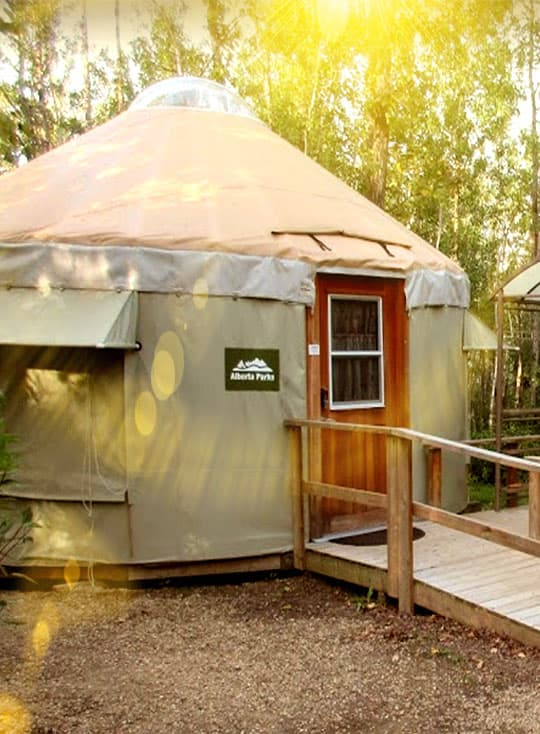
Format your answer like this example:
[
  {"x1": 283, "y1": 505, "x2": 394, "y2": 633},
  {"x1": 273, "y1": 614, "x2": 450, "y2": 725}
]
[{"x1": 225, "y1": 348, "x2": 280, "y2": 391}]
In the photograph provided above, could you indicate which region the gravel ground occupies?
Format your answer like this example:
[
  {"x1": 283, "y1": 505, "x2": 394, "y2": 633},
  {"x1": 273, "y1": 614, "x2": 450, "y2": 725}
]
[{"x1": 0, "y1": 572, "x2": 539, "y2": 734}]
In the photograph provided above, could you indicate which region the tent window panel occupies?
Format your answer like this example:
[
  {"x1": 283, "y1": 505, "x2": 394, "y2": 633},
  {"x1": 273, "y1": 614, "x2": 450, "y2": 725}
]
[
  {"x1": 331, "y1": 356, "x2": 380, "y2": 403},
  {"x1": 329, "y1": 295, "x2": 384, "y2": 409},
  {"x1": 331, "y1": 299, "x2": 379, "y2": 351},
  {"x1": 0, "y1": 346, "x2": 127, "y2": 502}
]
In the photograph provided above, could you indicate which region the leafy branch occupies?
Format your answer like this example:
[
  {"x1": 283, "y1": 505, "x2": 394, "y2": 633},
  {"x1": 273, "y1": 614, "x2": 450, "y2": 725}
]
[
  {"x1": 0, "y1": 392, "x2": 37, "y2": 572},
  {"x1": 0, "y1": 508, "x2": 38, "y2": 572}
]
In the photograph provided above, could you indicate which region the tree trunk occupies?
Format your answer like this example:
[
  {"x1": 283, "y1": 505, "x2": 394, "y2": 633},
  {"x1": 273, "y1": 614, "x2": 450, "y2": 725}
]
[
  {"x1": 303, "y1": 45, "x2": 322, "y2": 157},
  {"x1": 81, "y1": 0, "x2": 92, "y2": 125},
  {"x1": 528, "y1": 0, "x2": 540, "y2": 258},
  {"x1": 528, "y1": 0, "x2": 540, "y2": 406},
  {"x1": 366, "y1": 100, "x2": 389, "y2": 207},
  {"x1": 114, "y1": 0, "x2": 124, "y2": 112},
  {"x1": 206, "y1": 0, "x2": 225, "y2": 83},
  {"x1": 364, "y1": 52, "x2": 391, "y2": 208}
]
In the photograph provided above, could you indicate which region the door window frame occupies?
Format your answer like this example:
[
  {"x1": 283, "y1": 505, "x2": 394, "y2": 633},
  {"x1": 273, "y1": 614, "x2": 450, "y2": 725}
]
[{"x1": 327, "y1": 294, "x2": 384, "y2": 410}]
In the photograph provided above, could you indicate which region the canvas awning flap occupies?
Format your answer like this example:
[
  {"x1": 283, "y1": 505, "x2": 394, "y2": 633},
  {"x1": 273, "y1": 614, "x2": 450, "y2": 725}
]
[
  {"x1": 463, "y1": 312, "x2": 516, "y2": 351},
  {"x1": 0, "y1": 288, "x2": 138, "y2": 348},
  {"x1": 502, "y1": 261, "x2": 540, "y2": 302}
]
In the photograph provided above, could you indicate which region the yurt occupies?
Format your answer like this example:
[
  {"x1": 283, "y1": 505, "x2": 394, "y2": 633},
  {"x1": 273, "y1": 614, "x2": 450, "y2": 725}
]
[{"x1": 0, "y1": 78, "x2": 471, "y2": 577}]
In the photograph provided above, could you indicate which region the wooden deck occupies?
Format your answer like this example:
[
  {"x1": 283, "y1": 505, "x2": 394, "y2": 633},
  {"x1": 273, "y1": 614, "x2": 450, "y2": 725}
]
[
  {"x1": 306, "y1": 506, "x2": 540, "y2": 648},
  {"x1": 286, "y1": 419, "x2": 540, "y2": 648}
]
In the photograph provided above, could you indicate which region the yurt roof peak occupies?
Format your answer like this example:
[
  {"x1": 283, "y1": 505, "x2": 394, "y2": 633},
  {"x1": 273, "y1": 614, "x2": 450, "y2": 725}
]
[{"x1": 129, "y1": 75, "x2": 260, "y2": 121}]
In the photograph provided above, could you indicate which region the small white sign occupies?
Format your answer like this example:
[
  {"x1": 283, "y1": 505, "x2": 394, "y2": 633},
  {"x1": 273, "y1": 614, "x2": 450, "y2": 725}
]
[{"x1": 308, "y1": 343, "x2": 320, "y2": 356}]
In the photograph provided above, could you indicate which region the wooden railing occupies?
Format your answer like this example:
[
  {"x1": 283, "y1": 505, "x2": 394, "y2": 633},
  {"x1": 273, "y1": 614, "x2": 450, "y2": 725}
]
[
  {"x1": 285, "y1": 419, "x2": 540, "y2": 616},
  {"x1": 466, "y1": 433, "x2": 540, "y2": 509}
]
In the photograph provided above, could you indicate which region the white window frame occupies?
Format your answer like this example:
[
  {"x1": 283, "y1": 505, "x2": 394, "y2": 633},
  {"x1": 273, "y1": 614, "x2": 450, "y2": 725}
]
[{"x1": 328, "y1": 294, "x2": 384, "y2": 410}]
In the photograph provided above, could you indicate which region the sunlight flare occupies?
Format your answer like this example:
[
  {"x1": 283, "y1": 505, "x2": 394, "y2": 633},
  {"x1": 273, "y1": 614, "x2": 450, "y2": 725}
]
[
  {"x1": 32, "y1": 619, "x2": 51, "y2": 660},
  {"x1": 151, "y1": 331, "x2": 185, "y2": 401},
  {"x1": 151, "y1": 350, "x2": 176, "y2": 400},
  {"x1": 63, "y1": 558, "x2": 81, "y2": 589},
  {"x1": 0, "y1": 694, "x2": 31, "y2": 734},
  {"x1": 192, "y1": 277, "x2": 209, "y2": 311},
  {"x1": 31, "y1": 601, "x2": 60, "y2": 663},
  {"x1": 315, "y1": 0, "x2": 350, "y2": 38},
  {"x1": 36, "y1": 274, "x2": 51, "y2": 297},
  {"x1": 134, "y1": 391, "x2": 157, "y2": 436}
]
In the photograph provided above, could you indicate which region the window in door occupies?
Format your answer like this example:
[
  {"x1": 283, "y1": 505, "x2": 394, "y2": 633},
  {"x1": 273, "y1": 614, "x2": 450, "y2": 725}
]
[{"x1": 328, "y1": 295, "x2": 384, "y2": 409}]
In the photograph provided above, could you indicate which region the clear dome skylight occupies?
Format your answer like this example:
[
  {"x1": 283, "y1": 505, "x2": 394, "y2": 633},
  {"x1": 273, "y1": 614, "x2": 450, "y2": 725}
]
[{"x1": 129, "y1": 76, "x2": 259, "y2": 120}]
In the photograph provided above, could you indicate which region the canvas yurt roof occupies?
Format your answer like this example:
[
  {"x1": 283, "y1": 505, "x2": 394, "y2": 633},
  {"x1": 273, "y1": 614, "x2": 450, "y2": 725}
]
[{"x1": 0, "y1": 78, "x2": 469, "y2": 309}]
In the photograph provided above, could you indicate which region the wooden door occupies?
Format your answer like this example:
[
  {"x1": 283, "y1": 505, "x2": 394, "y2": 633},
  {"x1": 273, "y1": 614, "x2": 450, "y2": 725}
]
[{"x1": 307, "y1": 275, "x2": 409, "y2": 536}]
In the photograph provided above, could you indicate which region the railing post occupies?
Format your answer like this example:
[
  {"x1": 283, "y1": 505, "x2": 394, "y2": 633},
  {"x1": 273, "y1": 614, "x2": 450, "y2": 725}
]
[
  {"x1": 290, "y1": 425, "x2": 305, "y2": 570},
  {"x1": 308, "y1": 424, "x2": 324, "y2": 540},
  {"x1": 387, "y1": 435, "x2": 399, "y2": 599},
  {"x1": 529, "y1": 469, "x2": 540, "y2": 541},
  {"x1": 495, "y1": 289, "x2": 505, "y2": 512},
  {"x1": 386, "y1": 435, "x2": 413, "y2": 614},
  {"x1": 427, "y1": 447, "x2": 442, "y2": 508}
]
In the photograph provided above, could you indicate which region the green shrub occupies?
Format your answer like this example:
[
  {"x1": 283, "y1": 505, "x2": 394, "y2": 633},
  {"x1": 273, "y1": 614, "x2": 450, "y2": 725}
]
[
  {"x1": 467, "y1": 477, "x2": 495, "y2": 510},
  {"x1": 0, "y1": 393, "x2": 16, "y2": 487},
  {"x1": 0, "y1": 506, "x2": 37, "y2": 572},
  {"x1": 0, "y1": 392, "x2": 37, "y2": 573}
]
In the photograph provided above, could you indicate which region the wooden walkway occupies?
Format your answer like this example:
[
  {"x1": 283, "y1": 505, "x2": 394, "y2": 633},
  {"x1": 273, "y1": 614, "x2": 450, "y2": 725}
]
[{"x1": 306, "y1": 506, "x2": 540, "y2": 648}]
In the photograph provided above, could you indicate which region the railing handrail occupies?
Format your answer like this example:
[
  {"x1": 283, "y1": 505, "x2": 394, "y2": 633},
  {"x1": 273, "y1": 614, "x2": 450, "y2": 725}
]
[
  {"x1": 465, "y1": 434, "x2": 540, "y2": 446},
  {"x1": 285, "y1": 417, "x2": 540, "y2": 614},
  {"x1": 284, "y1": 418, "x2": 540, "y2": 472}
]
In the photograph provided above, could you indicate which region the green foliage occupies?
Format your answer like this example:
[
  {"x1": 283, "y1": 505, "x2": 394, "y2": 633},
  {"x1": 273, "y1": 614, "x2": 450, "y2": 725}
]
[
  {"x1": 0, "y1": 504, "x2": 38, "y2": 573},
  {"x1": 425, "y1": 643, "x2": 465, "y2": 664},
  {"x1": 0, "y1": 393, "x2": 37, "y2": 572},
  {"x1": 204, "y1": 0, "x2": 241, "y2": 84},
  {"x1": 353, "y1": 586, "x2": 376, "y2": 613},
  {"x1": 0, "y1": 393, "x2": 15, "y2": 485},
  {"x1": 87, "y1": 49, "x2": 136, "y2": 124},
  {"x1": 378, "y1": 0, "x2": 521, "y2": 306},
  {"x1": 0, "y1": 431, "x2": 15, "y2": 485},
  {"x1": 467, "y1": 475, "x2": 495, "y2": 510},
  {"x1": 130, "y1": 3, "x2": 209, "y2": 89},
  {"x1": 232, "y1": 0, "x2": 361, "y2": 182},
  {"x1": 0, "y1": 0, "x2": 86, "y2": 166},
  {"x1": 227, "y1": 0, "x2": 526, "y2": 305}
]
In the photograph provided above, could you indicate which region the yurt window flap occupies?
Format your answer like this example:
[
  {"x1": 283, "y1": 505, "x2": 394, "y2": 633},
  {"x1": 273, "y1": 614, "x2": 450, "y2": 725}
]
[
  {"x1": 0, "y1": 345, "x2": 127, "y2": 503},
  {"x1": 0, "y1": 288, "x2": 138, "y2": 349},
  {"x1": 463, "y1": 312, "x2": 498, "y2": 351},
  {"x1": 463, "y1": 312, "x2": 517, "y2": 351}
]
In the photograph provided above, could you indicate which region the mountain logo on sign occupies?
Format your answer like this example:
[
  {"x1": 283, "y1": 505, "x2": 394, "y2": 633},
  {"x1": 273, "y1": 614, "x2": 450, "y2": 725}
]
[{"x1": 230, "y1": 357, "x2": 275, "y2": 382}]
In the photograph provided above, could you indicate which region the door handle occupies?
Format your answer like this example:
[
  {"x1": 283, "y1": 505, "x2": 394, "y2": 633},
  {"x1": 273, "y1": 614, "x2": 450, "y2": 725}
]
[{"x1": 320, "y1": 387, "x2": 329, "y2": 411}]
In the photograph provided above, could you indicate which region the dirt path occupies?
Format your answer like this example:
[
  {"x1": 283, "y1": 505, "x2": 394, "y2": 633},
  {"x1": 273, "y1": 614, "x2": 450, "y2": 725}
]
[{"x1": 1, "y1": 573, "x2": 539, "y2": 734}]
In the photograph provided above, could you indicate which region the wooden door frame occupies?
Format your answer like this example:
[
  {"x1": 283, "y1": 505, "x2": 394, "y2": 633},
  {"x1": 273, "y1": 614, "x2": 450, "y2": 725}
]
[{"x1": 305, "y1": 273, "x2": 410, "y2": 537}]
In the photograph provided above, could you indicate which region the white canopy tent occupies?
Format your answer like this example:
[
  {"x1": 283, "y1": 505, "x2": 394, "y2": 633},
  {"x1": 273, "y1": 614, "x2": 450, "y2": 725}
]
[{"x1": 493, "y1": 260, "x2": 540, "y2": 508}]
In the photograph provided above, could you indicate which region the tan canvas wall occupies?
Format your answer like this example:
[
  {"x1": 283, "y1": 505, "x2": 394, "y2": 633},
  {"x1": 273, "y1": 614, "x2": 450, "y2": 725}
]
[
  {"x1": 1, "y1": 296, "x2": 306, "y2": 565},
  {"x1": 123, "y1": 294, "x2": 306, "y2": 562},
  {"x1": 0, "y1": 497, "x2": 132, "y2": 565},
  {"x1": 409, "y1": 307, "x2": 468, "y2": 512},
  {"x1": 1, "y1": 292, "x2": 470, "y2": 565}
]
